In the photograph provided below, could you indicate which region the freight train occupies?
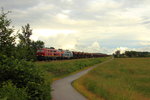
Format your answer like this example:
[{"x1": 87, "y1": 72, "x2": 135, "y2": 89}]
[{"x1": 36, "y1": 48, "x2": 108, "y2": 60}]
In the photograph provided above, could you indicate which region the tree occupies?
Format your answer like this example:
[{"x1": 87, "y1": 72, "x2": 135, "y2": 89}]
[
  {"x1": 114, "y1": 50, "x2": 121, "y2": 58},
  {"x1": 50, "y1": 47, "x2": 55, "y2": 49},
  {"x1": 0, "y1": 9, "x2": 16, "y2": 57},
  {"x1": 30, "y1": 40, "x2": 45, "y2": 60},
  {"x1": 17, "y1": 24, "x2": 45, "y2": 61},
  {"x1": 17, "y1": 24, "x2": 32, "y2": 60},
  {"x1": 31, "y1": 40, "x2": 44, "y2": 50},
  {"x1": 18, "y1": 24, "x2": 32, "y2": 46}
]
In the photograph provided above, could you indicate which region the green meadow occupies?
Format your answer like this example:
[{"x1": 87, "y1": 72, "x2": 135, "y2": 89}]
[
  {"x1": 35, "y1": 57, "x2": 110, "y2": 79},
  {"x1": 73, "y1": 58, "x2": 150, "y2": 100}
]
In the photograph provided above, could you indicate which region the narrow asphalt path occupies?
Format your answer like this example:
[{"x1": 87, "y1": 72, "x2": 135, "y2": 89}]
[{"x1": 51, "y1": 58, "x2": 113, "y2": 100}]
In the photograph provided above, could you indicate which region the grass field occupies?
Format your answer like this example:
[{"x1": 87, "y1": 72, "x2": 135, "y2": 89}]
[
  {"x1": 35, "y1": 57, "x2": 110, "y2": 79},
  {"x1": 73, "y1": 58, "x2": 150, "y2": 100}
]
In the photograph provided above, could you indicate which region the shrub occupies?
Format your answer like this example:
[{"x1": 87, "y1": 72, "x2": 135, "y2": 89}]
[
  {"x1": 0, "y1": 54, "x2": 51, "y2": 100},
  {"x1": 0, "y1": 82, "x2": 28, "y2": 100}
]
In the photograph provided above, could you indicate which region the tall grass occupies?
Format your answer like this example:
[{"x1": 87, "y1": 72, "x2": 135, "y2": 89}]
[
  {"x1": 36, "y1": 57, "x2": 110, "y2": 78},
  {"x1": 74, "y1": 58, "x2": 150, "y2": 100}
]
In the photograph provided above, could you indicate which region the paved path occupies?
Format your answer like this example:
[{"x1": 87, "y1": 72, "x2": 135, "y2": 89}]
[{"x1": 51, "y1": 58, "x2": 113, "y2": 100}]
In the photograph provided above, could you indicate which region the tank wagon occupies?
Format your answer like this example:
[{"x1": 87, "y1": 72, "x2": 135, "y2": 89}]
[{"x1": 36, "y1": 48, "x2": 108, "y2": 61}]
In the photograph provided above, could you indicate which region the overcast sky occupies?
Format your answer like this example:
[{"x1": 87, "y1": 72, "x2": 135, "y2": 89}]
[{"x1": 1, "y1": 0, "x2": 150, "y2": 54}]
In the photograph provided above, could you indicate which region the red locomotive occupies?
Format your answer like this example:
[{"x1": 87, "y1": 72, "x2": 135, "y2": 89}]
[{"x1": 36, "y1": 48, "x2": 64, "y2": 60}]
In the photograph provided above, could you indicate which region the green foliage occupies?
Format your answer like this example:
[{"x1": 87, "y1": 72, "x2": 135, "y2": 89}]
[
  {"x1": 31, "y1": 40, "x2": 44, "y2": 50},
  {"x1": 113, "y1": 50, "x2": 121, "y2": 58},
  {"x1": 0, "y1": 54, "x2": 51, "y2": 100},
  {"x1": 19, "y1": 24, "x2": 32, "y2": 46},
  {"x1": 0, "y1": 9, "x2": 16, "y2": 57},
  {"x1": 114, "y1": 50, "x2": 150, "y2": 58},
  {"x1": 17, "y1": 24, "x2": 33, "y2": 61},
  {"x1": 17, "y1": 24, "x2": 44, "y2": 61},
  {"x1": 30, "y1": 40, "x2": 44, "y2": 60},
  {"x1": 0, "y1": 9, "x2": 49, "y2": 100},
  {"x1": 124, "y1": 51, "x2": 150, "y2": 57},
  {"x1": 0, "y1": 82, "x2": 28, "y2": 100}
]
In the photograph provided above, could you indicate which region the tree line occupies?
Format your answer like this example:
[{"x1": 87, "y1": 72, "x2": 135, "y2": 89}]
[{"x1": 113, "y1": 50, "x2": 150, "y2": 58}]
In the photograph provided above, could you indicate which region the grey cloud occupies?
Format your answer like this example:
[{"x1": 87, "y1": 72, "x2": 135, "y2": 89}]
[
  {"x1": 114, "y1": 0, "x2": 149, "y2": 8},
  {"x1": 141, "y1": 16, "x2": 150, "y2": 24},
  {"x1": 141, "y1": 16, "x2": 150, "y2": 28},
  {"x1": 142, "y1": 21, "x2": 150, "y2": 24},
  {"x1": 0, "y1": 0, "x2": 39, "y2": 10},
  {"x1": 0, "y1": 0, "x2": 150, "y2": 53},
  {"x1": 137, "y1": 47, "x2": 150, "y2": 52},
  {"x1": 0, "y1": 0, "x2": 142, "y2": 27}
]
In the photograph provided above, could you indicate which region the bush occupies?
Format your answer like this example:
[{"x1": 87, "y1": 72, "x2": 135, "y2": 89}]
[
  {"x1": 0, "y1": 82, "x2": 28, "y2": 100},
  {"x1": 0, "y1": 54, "x2": 51, "y2": 100}
]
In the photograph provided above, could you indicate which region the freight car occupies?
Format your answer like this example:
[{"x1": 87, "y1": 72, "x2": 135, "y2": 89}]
[{"x1": 36, "y1": 48, "x2": 108, "y2": 61}]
